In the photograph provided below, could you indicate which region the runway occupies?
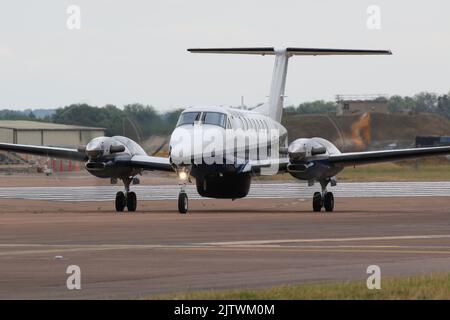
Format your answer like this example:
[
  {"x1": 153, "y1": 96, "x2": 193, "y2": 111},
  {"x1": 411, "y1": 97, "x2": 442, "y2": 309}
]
[
  {"x1": 0, "y1": 181, "x2": 449, "y2": 201},
  {"x1": 0, "y1": 187, "x2": 450, "y2": 299}
]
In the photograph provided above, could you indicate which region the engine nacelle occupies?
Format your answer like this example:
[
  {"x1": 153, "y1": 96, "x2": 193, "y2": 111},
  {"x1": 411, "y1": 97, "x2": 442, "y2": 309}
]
[
  {"x1": 287, "y1": 138, "x2": 343, "y2": 181},
  {"x1": 287, "y1": 138, "x2": 327, "y2": 162}
]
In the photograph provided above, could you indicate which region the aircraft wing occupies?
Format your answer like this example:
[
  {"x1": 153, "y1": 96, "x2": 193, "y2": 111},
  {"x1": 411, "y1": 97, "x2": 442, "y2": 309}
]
[
  {"x1": 328, "y1": 146, "x2": 450, "y2": 167},
  {"x1": 239, "y1": 157, "x2": 290, "y2": 175},
  {"x1": 0, "y1": 142, "x2": 87, "y2": 161},
  {"x1": 115, "y1": 155, "x2": 174, "y2": 172}
]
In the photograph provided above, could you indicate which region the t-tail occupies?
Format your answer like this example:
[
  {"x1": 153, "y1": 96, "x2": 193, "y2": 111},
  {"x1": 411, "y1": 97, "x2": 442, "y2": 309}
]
[{"x1": 188, "y1": 47, "x2": 392, "y2": 122}]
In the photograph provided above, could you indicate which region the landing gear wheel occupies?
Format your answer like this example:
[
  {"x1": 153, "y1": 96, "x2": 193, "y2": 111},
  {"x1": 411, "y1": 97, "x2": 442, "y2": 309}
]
[
  {"x1": 115, "y1": 191, "x2": 126, "y2": 212},
  {"x1": 324, "y1": 192, "x2": 334, "y2": 212},
  {"x1": 127, "y1": 191, "x2": 137, "y2": 212},
  {"x1": 178, "y1": 192, "x2": 188, "y2": 214},
  {"x1": 313, "y1": 192, "x2": 323, "y2": 212}
]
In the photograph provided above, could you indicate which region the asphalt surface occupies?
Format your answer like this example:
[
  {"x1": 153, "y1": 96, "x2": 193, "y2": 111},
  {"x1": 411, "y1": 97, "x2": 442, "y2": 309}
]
[{"x1": 0, "y1": 187, "x2": 450, "y2": 299}]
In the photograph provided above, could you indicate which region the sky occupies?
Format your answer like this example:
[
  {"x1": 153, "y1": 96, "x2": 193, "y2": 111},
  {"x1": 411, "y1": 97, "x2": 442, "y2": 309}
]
[{"x1": 0, "y1": 0, "x2": 449, "y2": 111}]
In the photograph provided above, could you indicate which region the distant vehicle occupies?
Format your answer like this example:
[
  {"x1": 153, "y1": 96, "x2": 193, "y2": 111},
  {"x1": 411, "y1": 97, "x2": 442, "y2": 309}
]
[
  {"x1": 2, "y1": 47, "x2": 450, "y2": 213},
  {"x1": 416, "y1": 136, "x2": 450, "y2": 148},
  {"x1": 387, "y1": 143, "x2": 398, "y2": 150}
]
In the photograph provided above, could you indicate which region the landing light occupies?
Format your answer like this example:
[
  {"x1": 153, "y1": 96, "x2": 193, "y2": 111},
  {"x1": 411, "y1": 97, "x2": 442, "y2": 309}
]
[{"x1": 179, "y1": 171, "x2": 188, "y2": 181}]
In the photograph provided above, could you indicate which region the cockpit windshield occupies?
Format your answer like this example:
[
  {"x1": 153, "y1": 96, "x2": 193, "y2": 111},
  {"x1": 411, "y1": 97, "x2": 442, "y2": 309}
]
[
  {"x1": 176, "y1": 111, "x2": 227, "y2": 128},
  {"x1": 202, "y1": 112, "x2": 226, "y2": 128},
  {"x1": 176, "y1": 112, "x2": 201, "y2": 127}
]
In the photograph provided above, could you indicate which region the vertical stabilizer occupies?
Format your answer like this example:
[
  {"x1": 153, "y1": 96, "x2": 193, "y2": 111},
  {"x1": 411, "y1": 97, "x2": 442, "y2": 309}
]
[{"x1": 264, "y1": 48, "x2": 289, "y2": 122}]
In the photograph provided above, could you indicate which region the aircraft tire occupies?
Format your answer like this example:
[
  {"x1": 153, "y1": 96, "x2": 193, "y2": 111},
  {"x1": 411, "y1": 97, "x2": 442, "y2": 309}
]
[
  {"x1": 313, "y1": 192, "x2": 323, "y2": 212},
  {"x1": 115, "y1": 191, "x2": 126, "y2": 212},
  {"x1": 324, "y1": 192, "x2": 334, "y2": 212},
  {"x1": 178, "y1": 192, "x2": 188, "y2": 214},
  {"x1": 127, "y1": 192, "x2": 137, "y2": 212}
]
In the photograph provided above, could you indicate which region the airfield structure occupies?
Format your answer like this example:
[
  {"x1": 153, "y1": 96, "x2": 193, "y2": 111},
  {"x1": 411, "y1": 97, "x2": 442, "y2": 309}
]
[{"x1": 336, "y1": 94, "x2": 389, "y2": 116}]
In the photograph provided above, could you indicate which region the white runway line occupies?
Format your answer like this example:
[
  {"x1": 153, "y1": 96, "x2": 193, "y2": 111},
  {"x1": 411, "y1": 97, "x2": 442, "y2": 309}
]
[
  {"x1": 0, "y1": 182, "x2": 449, "y2": 202},
  {"x1": 201, "y1": 234, "x2": 450, "y2": 246},
  {"x1": 1, "y1": 234, "x2": 450, "y2": 257}
]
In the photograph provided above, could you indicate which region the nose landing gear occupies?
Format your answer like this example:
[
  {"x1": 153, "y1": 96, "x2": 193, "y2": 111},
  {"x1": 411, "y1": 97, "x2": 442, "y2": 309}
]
[
  {"x1": 178, "y1": 191, "x2": 188, "y2": 214},
  {"x1": 177, "y1": 168, "x2": 190, "y2": 214},
  {"x1": 115, "y1": 177, "x2": 137, "y2": 212}
]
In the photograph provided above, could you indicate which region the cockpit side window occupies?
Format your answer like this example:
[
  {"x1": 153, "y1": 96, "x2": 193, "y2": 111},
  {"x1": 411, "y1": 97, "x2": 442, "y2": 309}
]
[
  {"x1": 176, "y1": 112, "x2": 201, "y2": 127},
  {"x1": 202, "y1": 112, "x2": 226, "y2": 128}
]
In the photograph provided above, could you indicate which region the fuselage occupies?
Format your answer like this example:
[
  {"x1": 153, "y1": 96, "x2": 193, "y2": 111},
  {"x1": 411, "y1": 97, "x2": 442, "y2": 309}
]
[
  {"x1": 169, "y1": 105, "x2": 288, "y2": 171},
  {"x1": 168, "y1": 106, "x2": 344, "y2": 198}
]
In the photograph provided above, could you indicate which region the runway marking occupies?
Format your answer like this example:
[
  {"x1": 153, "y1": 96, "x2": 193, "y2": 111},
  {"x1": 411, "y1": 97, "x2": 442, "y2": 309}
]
[
  {"x1": 166, "y1": 247, "x2": 450, "y2": 255},
  {"x1": 1, "y1": 245, "x2": 450, "y2": 257},
  {"x1": 1, "y1": 235, "x2": 450, "y2": 256},
  {"x1": 201, "y1": 234, "x2": 450, "y2": 246},
  {"x1": 0, "y1": 182, "x2": 450, "y2": 201}
]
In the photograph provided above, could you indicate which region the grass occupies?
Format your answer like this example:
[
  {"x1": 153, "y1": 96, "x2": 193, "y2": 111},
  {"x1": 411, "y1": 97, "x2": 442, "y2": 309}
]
[
  {"x1": 337, "y1": 161, "x2": 450, "y2": 182},
  {"x1": 256, "y1": 160, "x2": 450, "y2": 182},
  {"x1": 149, "y1": 273, "x2": 450, "y2": 300}
]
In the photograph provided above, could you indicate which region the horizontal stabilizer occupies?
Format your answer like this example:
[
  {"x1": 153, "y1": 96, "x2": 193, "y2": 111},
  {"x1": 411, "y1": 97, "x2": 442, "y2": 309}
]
[{"x1": 188, "y1": 47, "x2": 392, "y2": 56}]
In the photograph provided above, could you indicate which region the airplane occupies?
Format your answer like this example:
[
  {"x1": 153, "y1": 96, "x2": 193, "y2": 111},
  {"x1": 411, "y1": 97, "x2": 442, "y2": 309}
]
[{"x1": 1, "y1": 46, "x2": 450, "y2": 214}]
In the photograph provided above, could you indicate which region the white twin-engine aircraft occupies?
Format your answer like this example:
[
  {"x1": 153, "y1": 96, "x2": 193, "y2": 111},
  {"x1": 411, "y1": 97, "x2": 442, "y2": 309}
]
[{"x1": 1, "y1": 47, "x2": 450, "y2": 214}]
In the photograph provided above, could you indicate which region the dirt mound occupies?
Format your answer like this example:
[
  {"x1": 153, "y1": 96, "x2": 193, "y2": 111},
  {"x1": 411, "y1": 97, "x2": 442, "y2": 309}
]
[{"x1": 283, "y1": 113, "x2": 450, "y2": 151}]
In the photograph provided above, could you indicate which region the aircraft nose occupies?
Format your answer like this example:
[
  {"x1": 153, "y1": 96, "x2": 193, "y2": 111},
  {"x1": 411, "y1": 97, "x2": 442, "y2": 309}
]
[{"x1": 169, "y1": 127, "x2": 194, "y2": 165}]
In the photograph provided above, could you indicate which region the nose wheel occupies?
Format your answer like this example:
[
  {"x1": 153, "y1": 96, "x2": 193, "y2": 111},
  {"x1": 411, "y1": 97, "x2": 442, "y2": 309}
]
[{"x1": 178, "y1": 191, "x2": 188, "y2": 214}]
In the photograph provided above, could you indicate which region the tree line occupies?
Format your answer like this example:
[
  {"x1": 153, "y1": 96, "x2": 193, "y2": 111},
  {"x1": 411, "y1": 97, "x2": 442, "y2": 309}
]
[
  {"x1": 50, "y1": 104, "x2": 182, "y2": 142},
  {"x1": 284, "y1": 91, "x2": 450, "y2": 118}
]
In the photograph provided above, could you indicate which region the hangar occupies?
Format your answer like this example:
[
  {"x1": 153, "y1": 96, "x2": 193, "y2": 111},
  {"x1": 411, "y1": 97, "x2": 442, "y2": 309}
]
[{"x1": 0, "y1": 120, "x2": 105, "y2": 147}]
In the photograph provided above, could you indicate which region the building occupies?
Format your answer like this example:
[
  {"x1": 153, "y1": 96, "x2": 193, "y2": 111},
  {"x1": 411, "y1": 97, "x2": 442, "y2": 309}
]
[
  {"x1": 0, "y1": 120, "x2": 105, "y2": 147},
  {"x1": 336, "y1": 95, "x2": 389, "y2": 116}
]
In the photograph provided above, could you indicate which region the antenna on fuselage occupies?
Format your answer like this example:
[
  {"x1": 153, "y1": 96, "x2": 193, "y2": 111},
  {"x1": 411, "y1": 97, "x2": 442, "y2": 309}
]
[{"x1": 188, "y1": 47, "x2": 392, "y2": 123}]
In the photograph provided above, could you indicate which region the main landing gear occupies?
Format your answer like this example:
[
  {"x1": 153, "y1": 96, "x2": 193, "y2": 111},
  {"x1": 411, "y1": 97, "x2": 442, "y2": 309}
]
[
  {"x1": 115, "y1": 177, "x2": 138, "y2": 212},
  {"x1": 312, "y1": 179, "x2": 335, "y2": 212}
]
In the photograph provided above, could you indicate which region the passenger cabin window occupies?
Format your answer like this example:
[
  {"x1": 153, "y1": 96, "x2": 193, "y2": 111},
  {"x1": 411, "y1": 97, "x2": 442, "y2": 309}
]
[
  {"x1": 176, "y1": 112, "x2": 201, "y2": 127},
  {"x1": 235, "y1": 117, "x2": 244, "y2": 129},
  {"x1": 257, "y1": 119, "x2": 262, "y2": 130},
  {"x1": 202, "y1": 112, "x2": 226, "y2": 128},
  {"x1": 242, "y1": 118, "x2": 249, "y2": 130}
]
